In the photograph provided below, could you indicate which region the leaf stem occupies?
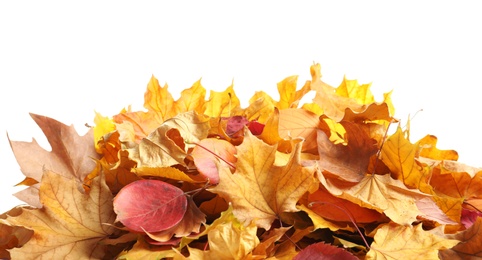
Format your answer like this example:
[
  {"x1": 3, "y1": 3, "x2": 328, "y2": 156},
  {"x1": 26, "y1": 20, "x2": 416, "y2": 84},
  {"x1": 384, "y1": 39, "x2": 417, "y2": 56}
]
[{"x1": 189, "y1": 142, "x2": 236, "y2": 169}]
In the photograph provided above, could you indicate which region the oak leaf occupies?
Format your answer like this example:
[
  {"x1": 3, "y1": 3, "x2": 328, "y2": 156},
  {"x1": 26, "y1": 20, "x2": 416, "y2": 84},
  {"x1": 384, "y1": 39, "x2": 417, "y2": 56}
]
[
  {"x1": 366, "y1": 222, "x2": 459, "y2": 259},
  {"x1": 210, "y1": 131, "x2": 317, "y2": 229},
  {"x1": 8, "y1": 113, "x2": 100, "y2": 207},
  {"x1": 5, "y1": 171, "x2": 116, "y2": 259}
]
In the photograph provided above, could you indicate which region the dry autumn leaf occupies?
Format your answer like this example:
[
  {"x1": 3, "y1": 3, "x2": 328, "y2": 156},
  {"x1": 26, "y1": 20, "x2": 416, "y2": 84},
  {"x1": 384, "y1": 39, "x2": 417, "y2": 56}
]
[
  {"x1": 5, "y1": 63, "x2": 475, "y2": 259},
  {"x1": 8, "y1": 113, "x2": 100, "y2": 207},
  {"x1": 366, "y1": 222, "x2": 459, "y2": 259},
  {"x1": 210, "y1": 130, "x2": 317, "y2": 229},
  {"x1": 4, "y1": 171, "x2": 116, "y2": 259}
]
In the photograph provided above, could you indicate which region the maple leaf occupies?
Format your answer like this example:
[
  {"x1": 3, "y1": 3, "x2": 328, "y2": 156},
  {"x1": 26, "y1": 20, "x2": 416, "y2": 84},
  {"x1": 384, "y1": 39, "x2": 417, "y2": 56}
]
[
  {"x1": 0, "y1": 207, "x2": 33, "y2": 259},
  {"x1": 439, "y1": 217, "x2": 482, "y2": 259},
  {"x1": 181, "y1": 206, "x2": 261, "y2": 260},
  {"x1": 210, "y1": 130, "x2": 317, "y2": 230},
  {"x1": 319, "y1": 173, "x2": 437, "y2": 225},
  {"x1": 418, "y1": 134, "x2": 459, "y2": 161},
  {"x1": 276, "y1": 75, "x2": 311, "y2": 109},
  {"x1": 128, "y1": 111, "x2": 210, "y2": 167},
  {"x1": 317, "y1": 121, "x2": 379, "y2": 182},
  {"x1": 366, "y1": 222, "x2": 459, "y2": 259},
  {"x1": 4, "y1": 171, "x2": 116, "y2": 259},
  {"x1": 174, "y1": 79, "x2": 207, "y2": 115},
  {"x1": 8, "y1": 113, "x2": 100, "y2": 207},
  {"x1": 381, "y1": 127, "x2": 463, "y2": 222},
  {"x1": 203, "y1": 84, "x2": 241, "y2": 118},
  {"x1": 278, "y1": 108, "x2": 322, "y2": 152}
]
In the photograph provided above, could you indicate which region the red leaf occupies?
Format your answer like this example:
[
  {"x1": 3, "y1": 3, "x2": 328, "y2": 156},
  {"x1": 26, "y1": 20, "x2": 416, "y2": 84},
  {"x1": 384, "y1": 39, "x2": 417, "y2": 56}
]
[
  {"x1": 247, "y1": 121, "x2": 265, "y2": 135},
  {"x1": 294, "y1": 242, "x2": 358, "y2": 260},
  {"x1": 113, "y1": 180, "x2": 187, "y2": 233},
  {"x1": 226, "y1": 116, "x2": 249, "y2": 136}
]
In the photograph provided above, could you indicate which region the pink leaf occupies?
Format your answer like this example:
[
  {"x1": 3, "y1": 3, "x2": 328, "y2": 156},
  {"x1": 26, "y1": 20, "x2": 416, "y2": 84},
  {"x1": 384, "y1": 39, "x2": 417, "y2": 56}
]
[
  {"x1": 294, "y1": 242, "x2": 358, "y2": 260},
  {"x1": 113, "y1": 180, "x2": 187, "y2": 233},
  {"x1": 226, "y1": 116, "x2": 249, "y2": 136}
]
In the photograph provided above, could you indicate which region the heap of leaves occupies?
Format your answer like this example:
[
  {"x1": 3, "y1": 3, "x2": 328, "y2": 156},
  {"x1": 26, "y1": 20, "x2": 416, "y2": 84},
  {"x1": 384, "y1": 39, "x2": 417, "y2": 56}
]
[{"x1": 1, "y1": 64, "x2": 481, "y2": 259}]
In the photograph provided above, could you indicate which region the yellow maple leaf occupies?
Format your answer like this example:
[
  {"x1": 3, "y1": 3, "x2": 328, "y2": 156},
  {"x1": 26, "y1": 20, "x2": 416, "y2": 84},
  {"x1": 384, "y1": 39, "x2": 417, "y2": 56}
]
[
  {"x1": 174, "y1": 79, "x2": 207, "y2": 115},
  {"x1": 5, "y1": 171, "x2": 116, "y2": 259},
  {"x1": 204, "y1": 84, "x2": 241, "y2": 118},
  {"x1": 144, "y1": 75, "x2": 177, "y2": 121},
  {"x1": 381, "y1": 126, "x2": 463, "y2": 222},
  {"x1": 210, "y1": 131, "x2": 317, "y2": 229},
  {"x1": 336, "y1": 76, "x2": 375, "y2": 104},
  {"x1": 366, "y1": 222, "x2": 459, "y2": 259}
]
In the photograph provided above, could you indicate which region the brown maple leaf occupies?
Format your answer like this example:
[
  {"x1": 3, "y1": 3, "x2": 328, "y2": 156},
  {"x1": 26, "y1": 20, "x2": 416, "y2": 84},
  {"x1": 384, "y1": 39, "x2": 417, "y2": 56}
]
[
  {"x1": 317, "y1": 121, "x2": 379, "y2": 182},
  {"x1": 8, "y1": 113, "x2": 100, "y2": 207}
]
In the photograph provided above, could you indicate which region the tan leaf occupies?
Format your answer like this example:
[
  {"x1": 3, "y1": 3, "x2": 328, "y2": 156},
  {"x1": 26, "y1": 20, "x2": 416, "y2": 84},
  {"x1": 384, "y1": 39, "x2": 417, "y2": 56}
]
[
  {"x1": 8, "y1": 113, "x2": 100, "y2": 207},
  {"x1": 5, "y1": 171, "x2": 115, "y2": 259},
  {"x1": 366, "y1": 222, "x2": 459, "y2": 259},
  {"x1": 211, "y1": 131, "x2": 317, "y2": 229}
]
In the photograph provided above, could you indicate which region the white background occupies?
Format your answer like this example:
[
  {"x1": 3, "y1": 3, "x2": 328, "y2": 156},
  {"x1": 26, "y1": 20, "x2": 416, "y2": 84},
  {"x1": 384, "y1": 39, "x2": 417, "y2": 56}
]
[{"x1": 1, "y1": 1, "x2": 481, "y2": 213}]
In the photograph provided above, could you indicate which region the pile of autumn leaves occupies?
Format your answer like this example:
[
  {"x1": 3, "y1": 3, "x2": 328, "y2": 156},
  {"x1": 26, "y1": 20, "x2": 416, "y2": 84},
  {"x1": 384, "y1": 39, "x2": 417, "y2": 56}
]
[{"x1": 1, "y1": 64, "x2": 481, "y2": 259}]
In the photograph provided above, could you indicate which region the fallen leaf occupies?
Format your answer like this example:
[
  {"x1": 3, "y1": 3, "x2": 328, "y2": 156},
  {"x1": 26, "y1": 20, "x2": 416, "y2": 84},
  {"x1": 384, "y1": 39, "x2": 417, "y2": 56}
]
[
  {"x1": 307, "y1": 185, "x2": 384, "y2": 224},
  {"x1": 191, "y1": 138, "x2": 237, "y2": 184},
  {"x1": 144, "y1": 197, "x2": 205, "y2": 244},
  {"x1": 366, "y1": 222, "x2": 459, "y2": 259},
  {"x1": 439, "y1": 217, "x2": 482, "y2": 259},
  {"x1": 184, "y1": 211, "x2": 261, "y2": 259},
  {"x1": 129, "y1": 111, "x2": 210, "y2": 167},
  {"x1": 113, "y1": 179, "x2": 187, "y2": 233},
  {"x1": 211, "y1": 131, "x2": 317, "y2": 229},
  {"x1": 203, "y1": 84, "x2": 241, "y2": 118},
  {"x1": 278, "y1": 108, "x2": 322, "y2": 152},
  {"x1": 8, "y1": 113, "x2": 100, "y2": 207},
  {"x1": 294, "y1": 242, "x2": 358, "y2": 260},
  {"x1": 5, "y1": 171, "x2": 116, "y2": 259},
  {"x1": 317, "y1": 121, "x2": 378, "y2": 182},
  {"x1": 0, "y1": 207, "x2": 33, "y2": 259},
  {"x1": 319, "y1": 173, "x2": 432, "y2": 225},
  {"x1": 418, "y1": 134, "x2": 459, "y2": 161}
]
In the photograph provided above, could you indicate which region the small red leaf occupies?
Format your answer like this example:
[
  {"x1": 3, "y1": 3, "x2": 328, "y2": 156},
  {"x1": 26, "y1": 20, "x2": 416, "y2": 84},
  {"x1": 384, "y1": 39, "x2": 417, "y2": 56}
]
[
  {"x1": 294, "y1": 242, "x2": 358, "y2": 260},
  {"x1": 113, "y1": 180, "x2": 187, "y2": 233},
  {"x1": 226, "y1": 116, "x2": 249, "y2": 136},
  {"x1": 248, "y1": 121, "x2": 265, "y2": 135}
]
